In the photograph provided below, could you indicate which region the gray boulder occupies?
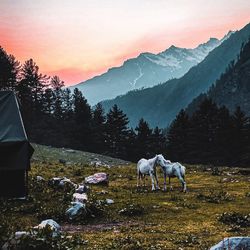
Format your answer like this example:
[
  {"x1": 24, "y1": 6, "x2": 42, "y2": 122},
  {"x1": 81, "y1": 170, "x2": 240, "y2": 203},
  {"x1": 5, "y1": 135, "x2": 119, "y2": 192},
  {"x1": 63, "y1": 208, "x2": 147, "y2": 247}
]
[{"x1": 210, "y1": 237, "x2": 250, "y2": 250}]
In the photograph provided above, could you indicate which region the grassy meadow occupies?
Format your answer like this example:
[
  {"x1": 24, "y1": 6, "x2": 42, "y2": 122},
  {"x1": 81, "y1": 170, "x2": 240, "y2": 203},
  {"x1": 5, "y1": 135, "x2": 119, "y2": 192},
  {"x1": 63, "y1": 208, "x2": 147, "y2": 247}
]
[{"x1": 0, "y1": 144, "x2": 249, "y2": 249}]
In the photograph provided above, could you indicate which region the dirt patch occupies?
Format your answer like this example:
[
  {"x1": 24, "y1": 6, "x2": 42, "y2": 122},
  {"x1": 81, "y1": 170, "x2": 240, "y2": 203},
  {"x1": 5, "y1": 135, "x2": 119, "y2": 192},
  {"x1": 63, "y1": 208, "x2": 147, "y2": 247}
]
[{"x1": 61, "y1": 221, "x2": 140, "y2": 233}]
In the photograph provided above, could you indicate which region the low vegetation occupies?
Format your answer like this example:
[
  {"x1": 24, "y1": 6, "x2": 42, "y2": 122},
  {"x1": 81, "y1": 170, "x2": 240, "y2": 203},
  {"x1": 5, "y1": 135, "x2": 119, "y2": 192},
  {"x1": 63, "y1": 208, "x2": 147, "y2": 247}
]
[{"x1": 0, "y1": 147, "x2": 250, "y2": 249}]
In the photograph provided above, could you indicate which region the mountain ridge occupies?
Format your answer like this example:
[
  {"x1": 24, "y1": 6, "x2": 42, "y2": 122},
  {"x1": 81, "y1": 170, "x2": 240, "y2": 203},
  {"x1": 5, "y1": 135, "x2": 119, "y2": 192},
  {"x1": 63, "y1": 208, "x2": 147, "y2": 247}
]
[
  {"x1": 101, "y1": 23, "x2": 250, "y2": 128},
  {"x1": 72, "y1": 34, "x2": 230, "y2": 105}
]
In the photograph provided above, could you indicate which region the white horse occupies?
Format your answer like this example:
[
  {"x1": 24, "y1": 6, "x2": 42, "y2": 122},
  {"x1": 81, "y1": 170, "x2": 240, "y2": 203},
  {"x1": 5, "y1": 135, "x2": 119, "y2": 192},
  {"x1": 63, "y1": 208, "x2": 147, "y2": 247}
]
[
  {"x1": 137, "y1": 155, "x2": 160, "y2": 191},
  {"x1": 157, "y1": 154, "x2": 187, "y2": 192}
]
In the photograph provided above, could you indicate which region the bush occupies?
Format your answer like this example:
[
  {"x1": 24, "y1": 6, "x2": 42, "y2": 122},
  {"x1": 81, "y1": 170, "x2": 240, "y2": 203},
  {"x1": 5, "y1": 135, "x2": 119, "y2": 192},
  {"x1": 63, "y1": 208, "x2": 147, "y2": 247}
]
[
  {"x1": 119, "y1": 204, "x2": 144, "y2": 216},
  {"x1": 212, "y1": 166, "x2": 222, "y2": 176},
  {"x1": 219, "y1": 212, "x2": 250, "y2": 227},
  {"x1": 197, "y1": 190, "x2": 233, "y2": 203},
  {"x1": 2, "y1": 229, "x2": 87, "y2": 250}
]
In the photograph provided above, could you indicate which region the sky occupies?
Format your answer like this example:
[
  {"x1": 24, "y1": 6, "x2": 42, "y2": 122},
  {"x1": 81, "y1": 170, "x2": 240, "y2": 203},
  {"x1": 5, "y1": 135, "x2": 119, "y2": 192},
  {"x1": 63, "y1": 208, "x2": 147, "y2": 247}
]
[{"x1": 0, "y1": 0, "x2": 250, "y2": 86}]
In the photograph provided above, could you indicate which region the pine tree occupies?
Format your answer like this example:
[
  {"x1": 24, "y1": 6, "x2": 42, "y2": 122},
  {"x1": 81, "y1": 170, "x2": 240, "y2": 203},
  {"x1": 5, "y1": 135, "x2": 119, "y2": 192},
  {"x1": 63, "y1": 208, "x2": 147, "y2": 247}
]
[
  {"x1": 72, "y1": 88, "x2": 92, "y2": 150},
  {"x1": 151, "y1": 126, "x2": 167, "y2": 155},
  {"x1": 125, "y1": 128, "x2": 137, "y2": 162},
  {"x1": 213, "y1": 106, "x2": 233, "y2": 164},
  {"x1": 134, "y1": 118, "x2": 153, "y2": 159},
  {"x1": 43, "y1": 88, "x2": 54, "y2": 114},
  {"x1": 91, "y1": 103, "x2": 106, "y2": 153},
  {"x1": 20, "y1": 59, "x2": 49, "y2": 115},
  {"x1": 231, "y1": 106, "x2": 249, "y2": 164},
  {"x1": 189, "y1": 98, "x2": 220, "y2": 163},
  {"x1": 167, "y1": 109, "x2": 190, "y2": 162},
  {"x1": 50, "y1": 76, "x2": 64, "y2": 120},
  {"x1": 105, "y1": 105, "x2": 129, "y2": 158},
  {"x1": 0, "y1": 47, "x2": 20, "y2": 90}
]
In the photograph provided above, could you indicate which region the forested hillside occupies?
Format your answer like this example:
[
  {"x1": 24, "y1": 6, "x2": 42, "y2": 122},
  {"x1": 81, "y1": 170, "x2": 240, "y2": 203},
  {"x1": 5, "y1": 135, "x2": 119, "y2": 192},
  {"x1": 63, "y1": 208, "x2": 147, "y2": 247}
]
[
  {"x1": 187, "y1": 38, "x2": 250, "y2": 116},
  {"x1": 102, "y1": 23, "x2": 250, "y2": 128}
]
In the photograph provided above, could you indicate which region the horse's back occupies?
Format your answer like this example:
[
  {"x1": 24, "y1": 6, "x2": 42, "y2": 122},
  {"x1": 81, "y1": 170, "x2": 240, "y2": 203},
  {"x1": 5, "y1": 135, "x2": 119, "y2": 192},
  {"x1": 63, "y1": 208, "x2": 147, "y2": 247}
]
[
  {"x1": 137, "y1": 158, "x2": 147, "y2": 166},
  {"x1": 137, "y1": 158, "x2": 151, "y2": 174}
]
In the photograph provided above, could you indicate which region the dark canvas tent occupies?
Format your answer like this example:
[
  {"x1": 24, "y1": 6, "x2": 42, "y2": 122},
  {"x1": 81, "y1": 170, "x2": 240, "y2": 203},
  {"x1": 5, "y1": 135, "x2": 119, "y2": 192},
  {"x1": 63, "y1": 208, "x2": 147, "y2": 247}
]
[{"x1": 0, "y1": 91, "x2": 34, "y2": 197}]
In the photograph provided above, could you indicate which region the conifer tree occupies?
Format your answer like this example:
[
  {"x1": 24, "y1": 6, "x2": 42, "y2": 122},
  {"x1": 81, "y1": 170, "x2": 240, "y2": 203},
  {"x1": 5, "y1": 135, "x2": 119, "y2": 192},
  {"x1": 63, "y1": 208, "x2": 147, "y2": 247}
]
[
  {"x1": 188, "y1": 98, "x2": 219, "y2": 163},
  {"x1": 167, "y1": 109, "x2": 190, "y2": 162},
  {"x1": 50, "y1": 76, "x2": 64, "y2": 120},
  {"x1": 72, "y1": 88, "x2": 92, "y2": 150},
  {"x1": 105, "y1": 105, "x2": 129, "y2": 158},
  {"x1": 0, "y1": 47, "x2": 20, "y2": 90},
  {"x1": 20, "y1": 59, "x2": 49, "y2": 115},
  {"x1": 91, "y1": 103, "x2": 106, "y2": 153},
  {"x1": 231, "y1": 106, "x2": 249, "y2": 163},
  {"x1": 134, "y1": 118, "x2": 153, "y2": 159},
  {"x1": 151, "y1": 126, "x2": 167, "y2": 155}
]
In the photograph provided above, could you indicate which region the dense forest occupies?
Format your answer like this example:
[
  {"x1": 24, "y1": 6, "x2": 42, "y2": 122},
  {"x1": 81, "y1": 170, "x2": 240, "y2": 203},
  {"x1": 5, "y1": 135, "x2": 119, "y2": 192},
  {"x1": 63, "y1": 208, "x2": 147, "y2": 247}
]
[
  {"x1": 0, "y1": 46, "x2": 166, "y2": 162},
  {"x1": 1, "y1": 38, "x2": 250, "y2": 166}
]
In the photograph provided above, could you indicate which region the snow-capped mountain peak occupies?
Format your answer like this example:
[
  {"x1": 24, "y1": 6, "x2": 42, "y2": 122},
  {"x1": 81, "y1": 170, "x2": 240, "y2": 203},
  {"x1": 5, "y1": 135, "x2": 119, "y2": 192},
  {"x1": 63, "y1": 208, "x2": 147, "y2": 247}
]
[{"x1": 71, "y1": 31, "x2": 233, "y2": 105}]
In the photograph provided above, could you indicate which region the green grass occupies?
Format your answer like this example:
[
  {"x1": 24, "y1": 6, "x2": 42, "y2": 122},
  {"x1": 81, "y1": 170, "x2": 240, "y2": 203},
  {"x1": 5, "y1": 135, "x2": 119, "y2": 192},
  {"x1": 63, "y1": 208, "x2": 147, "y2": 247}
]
[{"x1": 1, "y1": 146, "x2": 250, "y2": 249}]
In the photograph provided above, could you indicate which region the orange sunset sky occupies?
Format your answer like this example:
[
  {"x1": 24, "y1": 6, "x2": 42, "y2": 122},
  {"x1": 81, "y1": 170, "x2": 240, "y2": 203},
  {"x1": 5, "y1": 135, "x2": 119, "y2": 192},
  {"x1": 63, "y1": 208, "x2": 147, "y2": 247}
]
[{"x1": 0, "y1": 0, "x2": 250, "y2": 86}]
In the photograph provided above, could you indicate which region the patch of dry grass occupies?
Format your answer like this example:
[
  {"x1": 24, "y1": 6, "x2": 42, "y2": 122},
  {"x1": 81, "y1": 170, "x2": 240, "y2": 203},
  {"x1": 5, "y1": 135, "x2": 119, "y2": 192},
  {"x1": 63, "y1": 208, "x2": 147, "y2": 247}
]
[{"x1": 1, "y1": 151, "x2": 250, "y2": 249}]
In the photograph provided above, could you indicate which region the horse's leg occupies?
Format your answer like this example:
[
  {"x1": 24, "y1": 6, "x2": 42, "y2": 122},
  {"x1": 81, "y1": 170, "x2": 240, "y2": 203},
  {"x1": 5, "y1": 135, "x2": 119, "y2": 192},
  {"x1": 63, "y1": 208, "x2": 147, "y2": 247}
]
[
  {"x1": 169, "y1": 177, "x2": 173, "y2": 191},
  {"x1": 137, "y1": 172, "x2": 139, "y2": 187},
  {"x1": 149, "y1": 172, "x2": 155, "y2": 191},
  {"x1": 163, "y1": 173, "x2": 167, "y2": 191},
  {"x1": 143, "y1": 174, "x2": 146, "y2": 187},
  {"x1": 177, "y1": 174, "x2": 186, "y2": 192},
  {"x1": 154, "y1": 171, "x2": 160, "y2": 190},
  {"x1": 137, "y1": 171, "x2": 141, "y2": 188}
]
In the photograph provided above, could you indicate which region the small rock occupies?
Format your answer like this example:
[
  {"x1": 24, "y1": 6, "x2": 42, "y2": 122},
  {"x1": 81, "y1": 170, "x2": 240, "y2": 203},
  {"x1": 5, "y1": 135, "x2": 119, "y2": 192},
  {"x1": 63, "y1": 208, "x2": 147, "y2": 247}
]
[
  {"x1": 106, "y1": 199, "x2": 114, "y2": 204},
  {"x1": 73, "y1": 193, "x2": 88, "y2": 203},
  {"x1": 14, "y1": 231, "x2": 29, "y2": 239},
  {"x1": 36, "y1": 176, "x2": 45, "y2": 181},
  {"x1": 97, "y1": 190, "x2": 108, "y2": 195},
  {"x1": 75, "y1": 184, "x2": 89, "y2": 194},
  {"x1": 66, "y1": 202, "x2": 86, "y2": 220},
  {"x1": 59, "y1": 159, "x2": 67, "y2": 164},
  {"x1": 85, "y1": 172, "x2": 109, "y2": 185},
  {"x1": 36, "y1": 219, "x2": 61, "y2": 237}
]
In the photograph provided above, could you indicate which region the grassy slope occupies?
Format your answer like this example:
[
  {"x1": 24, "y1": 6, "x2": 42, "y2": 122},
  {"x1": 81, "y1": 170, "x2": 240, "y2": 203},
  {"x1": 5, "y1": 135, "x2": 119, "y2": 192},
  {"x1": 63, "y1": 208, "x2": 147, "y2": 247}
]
[{"x1": 1, "y1": 145, "x2": 250, "y2": 249}]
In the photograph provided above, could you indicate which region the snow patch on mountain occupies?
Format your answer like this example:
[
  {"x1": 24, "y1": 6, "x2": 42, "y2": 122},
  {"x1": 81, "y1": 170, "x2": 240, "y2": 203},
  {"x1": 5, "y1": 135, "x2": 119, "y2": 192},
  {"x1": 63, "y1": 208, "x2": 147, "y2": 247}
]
[
  {"x1": 71, "y1": 31, "x2": 233, "y2": 105},
  {"x1": 130, "y1": 63, "x2": 143, "y2": 87}
]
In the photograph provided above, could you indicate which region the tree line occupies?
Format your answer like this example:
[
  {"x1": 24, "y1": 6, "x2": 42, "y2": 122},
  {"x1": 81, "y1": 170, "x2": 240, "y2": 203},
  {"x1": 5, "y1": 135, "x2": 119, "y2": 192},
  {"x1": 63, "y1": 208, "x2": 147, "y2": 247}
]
[
  {"x1": 0, "y1": 46, "x2": 166, "y2": 162},
  {"x1": 167, "y1": 98, "x2": 250, "y2": 166},
  {"x1": 1, "y1": 44, "x2": 250, "y2": 166}
]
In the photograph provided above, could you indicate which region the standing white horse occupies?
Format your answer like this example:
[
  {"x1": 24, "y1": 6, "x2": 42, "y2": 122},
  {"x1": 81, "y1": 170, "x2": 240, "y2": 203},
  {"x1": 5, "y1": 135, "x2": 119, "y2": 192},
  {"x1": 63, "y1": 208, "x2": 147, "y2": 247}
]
[
  {"x1": 137, "y1": 155, "x2": 160, "y2": 191},
  {"x1": 157, "y1": 154, "x2": 187, "y2": 192}
]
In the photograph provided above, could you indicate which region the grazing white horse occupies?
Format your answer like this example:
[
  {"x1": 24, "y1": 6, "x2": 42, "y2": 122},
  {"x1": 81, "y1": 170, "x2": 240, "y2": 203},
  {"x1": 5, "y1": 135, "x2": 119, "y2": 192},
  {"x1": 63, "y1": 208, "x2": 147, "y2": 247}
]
[
  {"x1": 157, "y1": 154, "x2": 187, "y2": 192},
  {"x1": 137, "y1": 155, "x2": 160, "y2": 191}
]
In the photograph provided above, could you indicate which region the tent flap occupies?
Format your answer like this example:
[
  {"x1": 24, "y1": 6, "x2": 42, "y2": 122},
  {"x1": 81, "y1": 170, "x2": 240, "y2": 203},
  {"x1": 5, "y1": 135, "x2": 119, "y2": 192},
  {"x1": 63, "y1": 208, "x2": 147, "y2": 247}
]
[
  {"x1": 0, "y1": 91, "x2": 27, "y2": 142},
  {"x1": 0, "y1": 91, "x2": 34, "y2": 170}
]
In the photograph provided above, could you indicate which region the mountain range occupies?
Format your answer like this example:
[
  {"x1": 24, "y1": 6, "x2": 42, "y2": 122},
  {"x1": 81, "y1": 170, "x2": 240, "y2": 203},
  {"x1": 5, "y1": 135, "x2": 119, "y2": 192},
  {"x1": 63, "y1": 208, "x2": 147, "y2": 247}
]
[
  {"x1": 101, "y1": 23, "x2": 250, "y2": 128},
  {"x1": 186, "y1": 37, "x2": 250, "y2": 116},
  {"x1": 72, "y1": 33, "x2": 231, "y2": 105}
]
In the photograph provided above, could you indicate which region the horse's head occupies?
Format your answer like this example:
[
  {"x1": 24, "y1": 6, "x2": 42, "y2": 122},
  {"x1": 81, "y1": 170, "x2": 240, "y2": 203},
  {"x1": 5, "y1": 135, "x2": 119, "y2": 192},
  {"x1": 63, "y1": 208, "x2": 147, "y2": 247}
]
[{"x1": 156, "y1": 154, "x2": 171, "y2": 168}]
